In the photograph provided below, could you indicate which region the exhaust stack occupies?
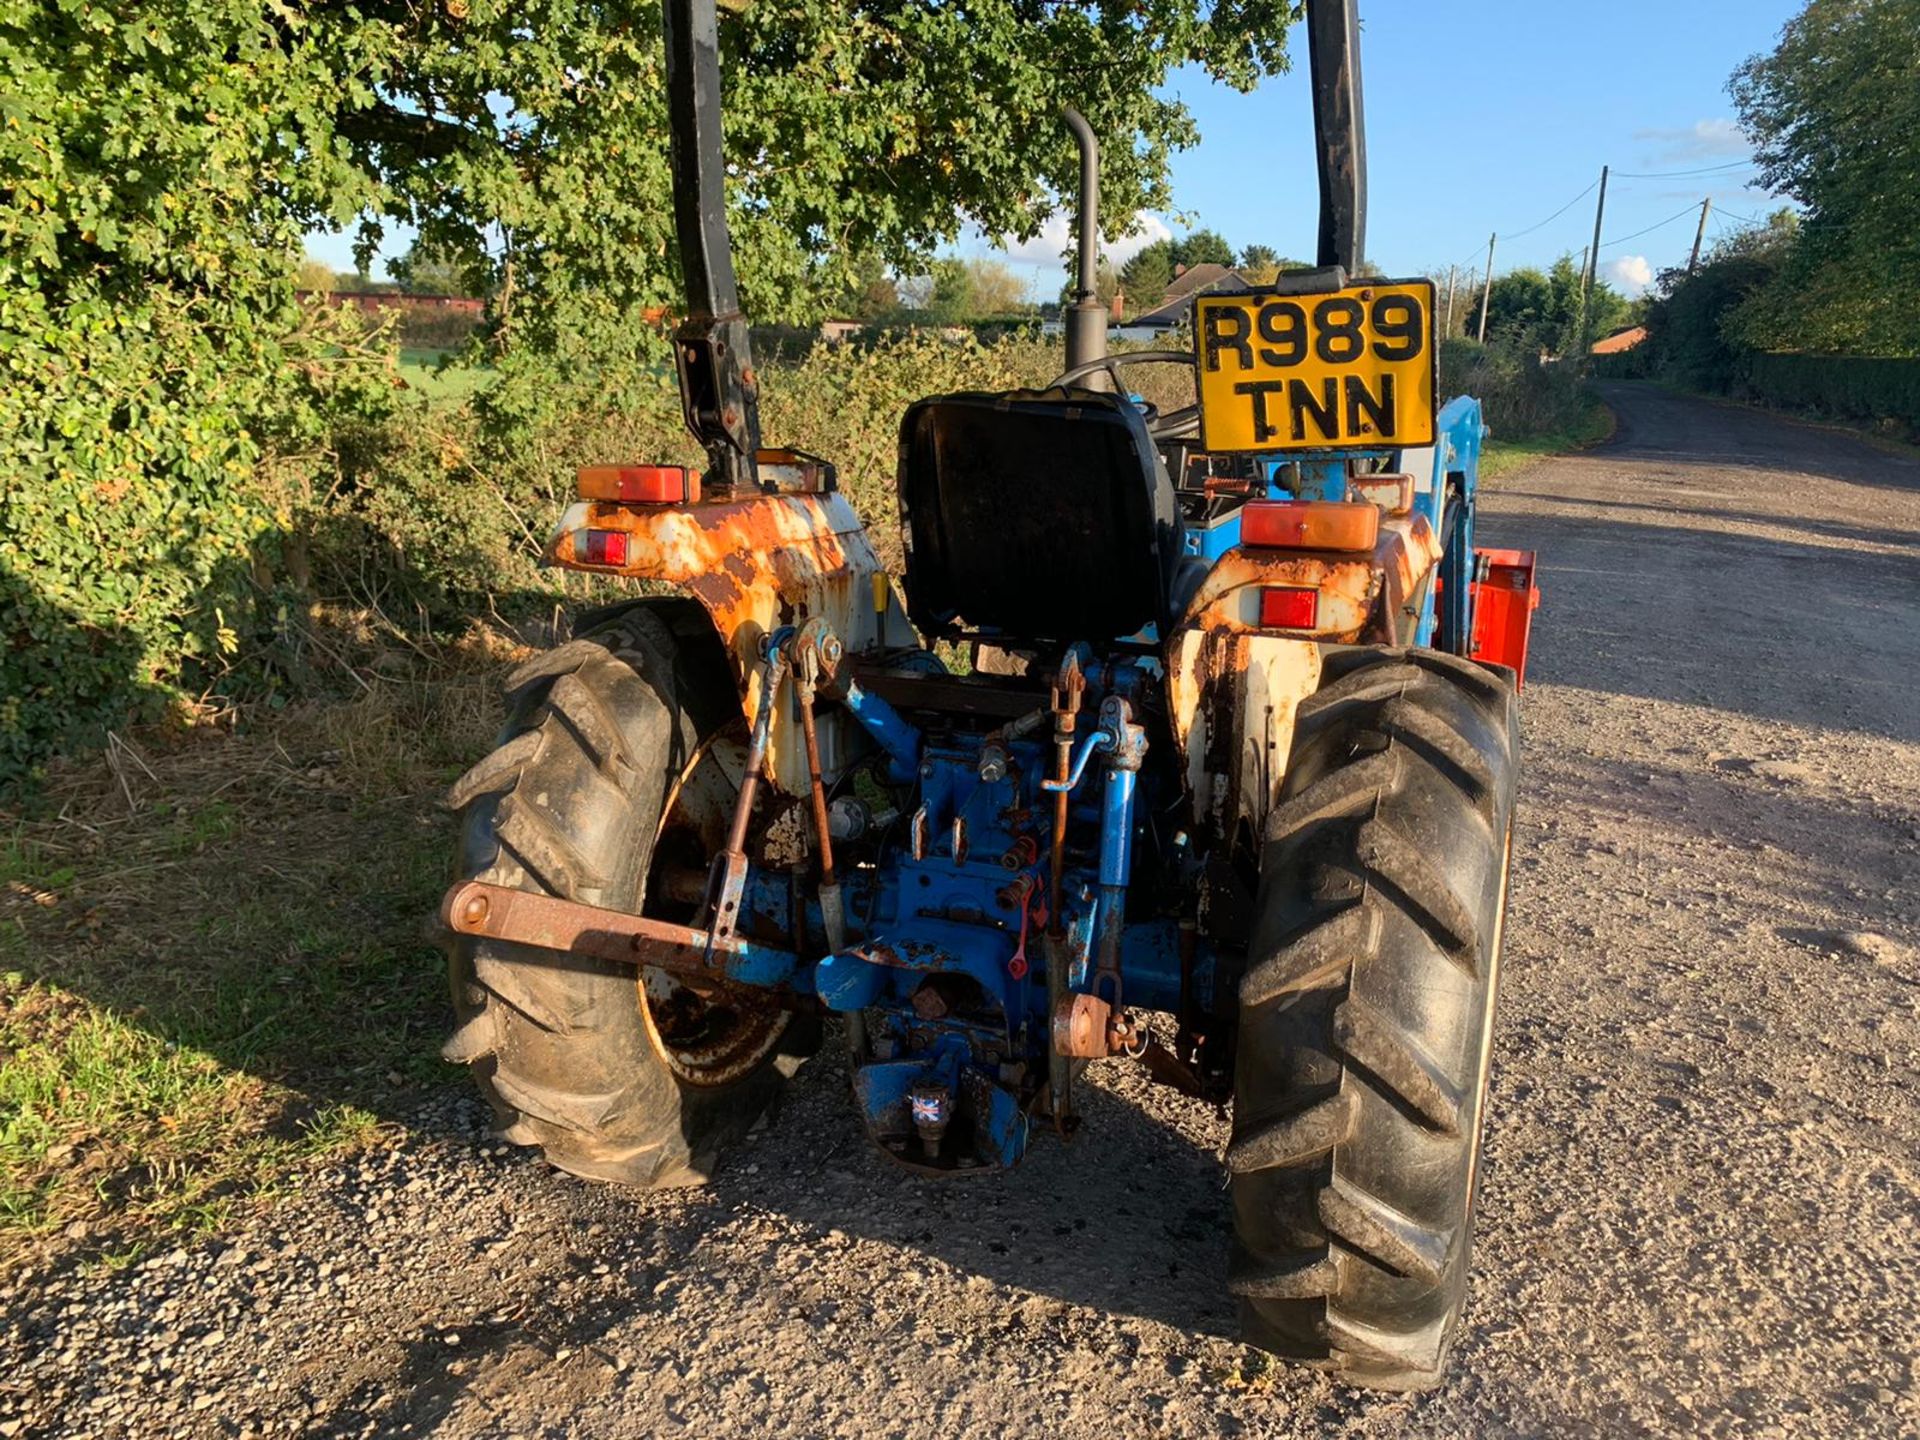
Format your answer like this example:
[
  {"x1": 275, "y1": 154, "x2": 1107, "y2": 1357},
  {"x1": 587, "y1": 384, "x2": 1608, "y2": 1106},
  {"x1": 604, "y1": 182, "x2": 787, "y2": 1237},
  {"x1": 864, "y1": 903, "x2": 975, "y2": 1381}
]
[{"x1": 1061, "y1": 107, "x2": 1110, "y2": 390}]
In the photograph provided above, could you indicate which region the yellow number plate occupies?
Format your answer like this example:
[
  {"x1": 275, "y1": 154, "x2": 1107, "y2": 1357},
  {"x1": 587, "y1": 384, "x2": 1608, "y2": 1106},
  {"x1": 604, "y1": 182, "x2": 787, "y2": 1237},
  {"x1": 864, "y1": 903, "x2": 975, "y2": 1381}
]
[{"x1": 1193, "y1": 280, "x2": 1437, "y2": 452}]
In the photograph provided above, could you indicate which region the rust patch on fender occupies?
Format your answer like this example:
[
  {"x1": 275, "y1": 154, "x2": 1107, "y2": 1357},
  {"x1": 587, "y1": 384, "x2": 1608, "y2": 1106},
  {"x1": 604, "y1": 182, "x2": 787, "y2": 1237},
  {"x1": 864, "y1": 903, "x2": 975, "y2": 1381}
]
[{"x1": 542, "y1": 491, "x2": 918, "y2": 795}]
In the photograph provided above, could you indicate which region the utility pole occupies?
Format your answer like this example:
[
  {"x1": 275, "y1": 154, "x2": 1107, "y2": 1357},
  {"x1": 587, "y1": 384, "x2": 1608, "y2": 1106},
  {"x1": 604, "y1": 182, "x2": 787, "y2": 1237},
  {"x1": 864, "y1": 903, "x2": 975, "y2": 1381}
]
[
  {"x1": 1475, "y1": 232, "x2": 1496, "y2": 343},
  {"x1": 1582, "y1": 164, "x2": 1609, "y2": 298},
  {"x1": 1688, "y1": 198, "x2": 1713, "y2": 273},
  {"x1": 1577, "y1": 164, "x2": 1609, "y2": 360},
  {"x1": 1443, "y1": 266, "x2": 1457, "y2": 337}
]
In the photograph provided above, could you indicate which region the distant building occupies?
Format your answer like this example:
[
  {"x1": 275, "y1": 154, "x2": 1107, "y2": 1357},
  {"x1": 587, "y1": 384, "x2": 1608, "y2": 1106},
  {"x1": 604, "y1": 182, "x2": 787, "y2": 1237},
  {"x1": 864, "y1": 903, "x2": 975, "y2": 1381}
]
[
  {"x1": 299, "y1": 290, "x2": 485, "y2": 321},
  {"x1": 1591, "y1": 325, "x2": 1648, "y2": 355},
  {"x1": 1113, "y1": 263, "x2": 1252, "y2": 342}
]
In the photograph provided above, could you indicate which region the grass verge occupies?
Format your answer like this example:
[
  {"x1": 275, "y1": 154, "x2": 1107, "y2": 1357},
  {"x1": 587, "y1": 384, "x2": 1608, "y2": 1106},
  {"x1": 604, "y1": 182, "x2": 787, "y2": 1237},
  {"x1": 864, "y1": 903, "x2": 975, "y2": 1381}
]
[
  {"x1": 1480, "y1": 389, "x2": 1616, "y2": 480},
  {"x1": 0, "y1": 621, "x2": 516, "y2": 1271}
]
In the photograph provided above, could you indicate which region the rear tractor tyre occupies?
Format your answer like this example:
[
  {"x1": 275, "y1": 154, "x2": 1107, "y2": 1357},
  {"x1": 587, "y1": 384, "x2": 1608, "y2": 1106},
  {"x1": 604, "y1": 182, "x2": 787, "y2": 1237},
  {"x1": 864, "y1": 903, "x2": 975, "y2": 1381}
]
[
  {"x1": 442, "y1": 601, "x2": 817, "y2": 1187},
  {"x1": 1229, "y1": 648, "x2": 1518, "y2": 1389}
]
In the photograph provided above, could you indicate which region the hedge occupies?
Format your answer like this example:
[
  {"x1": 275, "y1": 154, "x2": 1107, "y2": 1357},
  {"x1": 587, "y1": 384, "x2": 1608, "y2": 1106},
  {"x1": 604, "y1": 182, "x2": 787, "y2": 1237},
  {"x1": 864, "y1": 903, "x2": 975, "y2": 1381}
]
[{"x1": 1738, "y1": 353, "x2": 1920, "y2": 431}]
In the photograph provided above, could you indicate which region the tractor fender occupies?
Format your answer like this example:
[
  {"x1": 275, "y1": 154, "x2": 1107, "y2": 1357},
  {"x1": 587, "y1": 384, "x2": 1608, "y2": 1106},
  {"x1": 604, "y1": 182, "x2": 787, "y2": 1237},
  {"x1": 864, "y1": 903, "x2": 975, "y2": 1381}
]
[
  {"x1": 1166, "y1": 628, "x2": 1322, "y2": 855},
  {"x1": 544, "y1": 491, "x2": 917, "y2": 796},
  {"x1": 1165, "y1": 511, "x2": 1442, "y2": 846},
  {"x1": 1178, "y1": 514, "x2": 1443, "y2": 645}
]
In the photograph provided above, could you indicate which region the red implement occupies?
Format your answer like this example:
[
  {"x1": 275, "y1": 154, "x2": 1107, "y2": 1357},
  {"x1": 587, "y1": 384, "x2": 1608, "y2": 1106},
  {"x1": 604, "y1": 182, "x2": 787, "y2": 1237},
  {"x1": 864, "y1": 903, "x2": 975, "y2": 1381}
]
[{"x1": 1469, "y1": 547, "x2": 1541, "y2": 688}]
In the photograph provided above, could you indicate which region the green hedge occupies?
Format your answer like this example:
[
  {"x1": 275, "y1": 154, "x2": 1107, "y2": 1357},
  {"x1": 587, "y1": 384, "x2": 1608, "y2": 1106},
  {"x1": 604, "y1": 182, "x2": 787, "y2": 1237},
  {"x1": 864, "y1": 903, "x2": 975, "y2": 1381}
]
[{"x1": 1738, "y1": 353, "x2": 1920, "y2": 431}]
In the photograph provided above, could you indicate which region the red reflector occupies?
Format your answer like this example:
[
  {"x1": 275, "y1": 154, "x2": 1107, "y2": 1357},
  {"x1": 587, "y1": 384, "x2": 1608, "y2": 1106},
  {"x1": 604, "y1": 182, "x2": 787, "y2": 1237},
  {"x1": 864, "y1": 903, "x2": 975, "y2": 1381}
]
[
  {"x1": 581, "y1": 529, "x2": 629, "y2": 567},
  {"x1": 1241, "y1": 499, "x2": 1379, "y2": 552},
  {"x1": 1258, "y1": 586, "x2": 1319, "y2": 630},
  {"x1": 577, "y1": 464, "x2": 697, "y2": 504}
]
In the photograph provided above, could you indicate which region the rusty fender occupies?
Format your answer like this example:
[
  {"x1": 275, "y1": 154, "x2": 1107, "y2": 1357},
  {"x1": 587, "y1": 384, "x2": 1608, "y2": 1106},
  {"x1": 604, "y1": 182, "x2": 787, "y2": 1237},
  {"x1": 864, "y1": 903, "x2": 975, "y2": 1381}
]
[
  {"x1": 543, "y1": 491, "x2": 916, "y2": 796},
  {"x1": 1163, "y1": 513, "x2": 1441, "y2": 841},
  {"x1": 1175, "y1": 512, "x2": 1443, "y2": 644}
]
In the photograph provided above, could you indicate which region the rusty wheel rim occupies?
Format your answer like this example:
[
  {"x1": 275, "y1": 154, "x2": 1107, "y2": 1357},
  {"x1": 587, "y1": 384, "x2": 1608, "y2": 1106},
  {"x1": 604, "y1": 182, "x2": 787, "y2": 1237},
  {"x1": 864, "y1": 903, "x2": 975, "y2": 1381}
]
[{"x1": 638, "y1": 724, "x2": 792, "y2": 1089}]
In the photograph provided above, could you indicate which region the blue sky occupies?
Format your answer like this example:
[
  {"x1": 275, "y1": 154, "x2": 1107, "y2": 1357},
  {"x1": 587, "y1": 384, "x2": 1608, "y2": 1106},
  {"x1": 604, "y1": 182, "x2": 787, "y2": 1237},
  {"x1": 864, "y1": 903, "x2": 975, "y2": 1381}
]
[
  {"x1": 311, "y1": 0, "x2": 1802, "y2": 300},
  {"x1": 973, "y1": 0, "x2": 1804, "y2": 298}
]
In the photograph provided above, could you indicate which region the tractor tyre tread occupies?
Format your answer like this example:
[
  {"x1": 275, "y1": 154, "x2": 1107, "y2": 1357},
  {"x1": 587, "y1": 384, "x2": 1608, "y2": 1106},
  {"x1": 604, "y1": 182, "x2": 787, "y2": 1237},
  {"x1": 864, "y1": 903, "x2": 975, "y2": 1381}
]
[
  {"x1": 1232, "y1": 647, "x2": 1518, "y2": 1390},
  {"x1": 444, "y1": 600, "x2": 810, "y2": 1189}
]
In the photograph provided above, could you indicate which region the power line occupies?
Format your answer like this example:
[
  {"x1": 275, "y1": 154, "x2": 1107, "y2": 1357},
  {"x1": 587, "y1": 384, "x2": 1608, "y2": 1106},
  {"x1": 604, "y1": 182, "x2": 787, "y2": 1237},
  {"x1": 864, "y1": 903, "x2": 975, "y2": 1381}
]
[
  {"x1": 1599, "y1": 202, "x2": 1707, "y2": 249},
  {"x1": 1497, "y1": 178, "x2": 1601, "y2": 242},
  {"x1": 1434, "y1": 178, "x2": 1602, "y2": 273},
  {"x1": 1611, "y1": 158, "x2": 1755, "y2": 179}
]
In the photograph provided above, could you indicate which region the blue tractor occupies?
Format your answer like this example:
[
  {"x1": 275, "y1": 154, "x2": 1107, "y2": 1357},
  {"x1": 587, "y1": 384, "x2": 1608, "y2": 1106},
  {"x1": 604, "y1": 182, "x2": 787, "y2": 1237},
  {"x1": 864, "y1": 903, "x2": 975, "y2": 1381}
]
[{"x1": 439, "y1": 0, "x2": 1536, "y2": 1389}]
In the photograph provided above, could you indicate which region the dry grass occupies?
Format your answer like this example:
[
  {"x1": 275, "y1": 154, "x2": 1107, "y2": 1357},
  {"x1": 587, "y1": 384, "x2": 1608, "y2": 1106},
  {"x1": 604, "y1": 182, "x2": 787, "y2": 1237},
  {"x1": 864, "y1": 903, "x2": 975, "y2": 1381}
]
[{"x1": 0, "y1": 619, "x2": 519, "y2": 1270}]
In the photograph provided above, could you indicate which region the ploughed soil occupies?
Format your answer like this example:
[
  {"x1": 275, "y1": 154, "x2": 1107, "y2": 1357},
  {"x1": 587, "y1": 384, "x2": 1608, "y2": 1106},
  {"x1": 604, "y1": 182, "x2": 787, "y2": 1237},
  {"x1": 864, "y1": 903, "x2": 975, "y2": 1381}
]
[{"x1": 5, "y1": 382, "x2": 1917, "y2": 1437}]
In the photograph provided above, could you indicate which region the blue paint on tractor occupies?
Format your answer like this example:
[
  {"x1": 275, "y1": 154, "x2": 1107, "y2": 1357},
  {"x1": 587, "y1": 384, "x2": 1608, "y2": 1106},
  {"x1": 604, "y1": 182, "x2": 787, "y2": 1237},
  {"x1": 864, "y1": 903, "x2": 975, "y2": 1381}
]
[
  {"x1": 1433, "y1": 395, "x2": 1488, "y2": 653},
  {"x1": 837, "y1": 675, "x2": 923, "y2": 783},
  {"x1": 706, "y1": 655, "x2": 1224, "y2": 1171},
  {"x1": 698, "y1": 399, "x2": 1495, "y2": 1171}
]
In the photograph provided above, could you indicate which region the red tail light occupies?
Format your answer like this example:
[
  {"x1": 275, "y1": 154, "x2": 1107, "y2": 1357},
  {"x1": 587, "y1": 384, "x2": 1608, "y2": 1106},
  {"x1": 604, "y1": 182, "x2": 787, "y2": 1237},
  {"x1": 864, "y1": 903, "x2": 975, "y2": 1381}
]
[
  {"x1": 1258, "y1": 586, "x2": 1319, "y2": 630},
  {"x1": 580, "y1": 529, "x2": 630, "y2": 567}
]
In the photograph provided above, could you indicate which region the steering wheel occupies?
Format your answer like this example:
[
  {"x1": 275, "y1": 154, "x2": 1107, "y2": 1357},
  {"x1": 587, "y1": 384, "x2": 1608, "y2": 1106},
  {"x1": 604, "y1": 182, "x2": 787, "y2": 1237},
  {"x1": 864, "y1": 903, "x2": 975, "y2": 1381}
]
[{"x1": 1050, "y1": 349, "x2": 1201, "y2": 441}]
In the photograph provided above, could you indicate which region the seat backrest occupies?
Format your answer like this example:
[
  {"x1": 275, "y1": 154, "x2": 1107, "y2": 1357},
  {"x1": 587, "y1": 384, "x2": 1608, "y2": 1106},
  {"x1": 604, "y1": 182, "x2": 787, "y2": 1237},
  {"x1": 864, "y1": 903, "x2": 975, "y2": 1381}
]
[{"x1": 896, "y1": 388, "x2": 1183, "y2": 644}]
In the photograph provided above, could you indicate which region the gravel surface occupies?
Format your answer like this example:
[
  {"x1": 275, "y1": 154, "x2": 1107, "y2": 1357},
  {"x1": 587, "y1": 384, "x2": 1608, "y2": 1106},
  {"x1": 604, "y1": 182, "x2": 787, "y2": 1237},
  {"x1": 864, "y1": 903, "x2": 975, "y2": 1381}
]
[{"x1": 5, "y1": 383, "x2": 1918, "y2": 1438}]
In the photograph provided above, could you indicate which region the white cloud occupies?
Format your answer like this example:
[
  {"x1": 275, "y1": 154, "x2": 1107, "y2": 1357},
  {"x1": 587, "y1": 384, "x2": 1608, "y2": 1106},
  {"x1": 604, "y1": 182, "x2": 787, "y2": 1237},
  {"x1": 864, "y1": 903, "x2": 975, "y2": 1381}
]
[
  {"x1": 1633, "y1": 118, "x2": 1750, "y2": 164},
  {"x1": 960, "y1": 211, "x2": 1176, "y2": 298},
  {"x1": 1604, "y1": 255, "x2": 1654, "y2": 297},
  {"x1": 989, "y1": 210, "x2": 1173, "y2": 269}
]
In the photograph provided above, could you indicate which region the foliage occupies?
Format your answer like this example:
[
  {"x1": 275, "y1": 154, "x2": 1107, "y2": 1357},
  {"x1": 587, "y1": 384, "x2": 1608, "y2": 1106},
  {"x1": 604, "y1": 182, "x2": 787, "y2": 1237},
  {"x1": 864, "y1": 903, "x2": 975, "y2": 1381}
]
[
  {"x1": 1438, "y1": 338, "x2": 1596, "y2": 444},
  {"x1": 0, "y1": 1, "x2": 402, "y2": 789},
  {"x1": 2, "y1": 0, "x2": 1301, "y2": 790},
  {"x1": 1480, "y1": 255, "x2": 1627, "y2": 355},
  {"x1": 294, "y1": 259, "x2": 339, "y2": 292},
  {"x1": 294, "y1": 332, "x2": 1063, "y2": 639},
  {"x1": 1118, "y1": 228, "x2": 1242, "y2": 312},
  {"x1": 1730, "y1": 0, "x2": 1920, "y2": 355},
  {"x1": 1171, "y1": 228, "x2": 1236, "y2": 268},
  {"x1": 350, "y1": 0, "x2": 1297, "y2": 432},
  {"x1": 389, "y1": 240, "x2": 485, "y2": 299},
  {"x1": 1639, "y1": 215, "x2": 1797, "y2": 389},
  {"x1": 1239, "y1": 252, "x2": 1312, "y2": 287},
  {"x1": 1741, "y1": 353, "x2": 1920, "y2": 433},
  {"x1": 959, "y1": 259, "x2": 1034, "y2": 318},
  {"x1": 1119, "y1": 243, "x2": 1176, "y2": 311},
  {"x1": 1482, "y1": 268, "x2": 1553, "y2": 341},
  {"x1": 841, "y1": 253, "x2": 900, "y2": 322},
  {"x1": 1240, "y1": 243, "x2": 1280, "y2": 270},
  {"x1": 923, "y1": 259, "x2": 975, "y2": 322},
  {"x1": 1057, "y1": 256, "x2": 1119, "y2": 311},
  {"x1": 905, "y1": 258, "x2": 1034, "y2": 322}
]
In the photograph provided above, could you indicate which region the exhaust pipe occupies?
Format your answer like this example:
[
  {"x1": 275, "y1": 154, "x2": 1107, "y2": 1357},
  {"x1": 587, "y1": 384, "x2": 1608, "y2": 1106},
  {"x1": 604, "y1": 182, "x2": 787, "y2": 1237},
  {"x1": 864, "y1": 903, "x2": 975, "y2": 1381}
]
[{"x1": 1061, "y1": 107, "x2": 1110, "y2": 390}]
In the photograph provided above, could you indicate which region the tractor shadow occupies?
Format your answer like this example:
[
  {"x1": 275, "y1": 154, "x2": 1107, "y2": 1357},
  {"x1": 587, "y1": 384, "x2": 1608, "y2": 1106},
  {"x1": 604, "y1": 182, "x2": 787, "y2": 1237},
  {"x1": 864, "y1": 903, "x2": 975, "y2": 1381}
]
[{"x1": 703, "y1": 1037, "x2": 1241, "y2": 1340}]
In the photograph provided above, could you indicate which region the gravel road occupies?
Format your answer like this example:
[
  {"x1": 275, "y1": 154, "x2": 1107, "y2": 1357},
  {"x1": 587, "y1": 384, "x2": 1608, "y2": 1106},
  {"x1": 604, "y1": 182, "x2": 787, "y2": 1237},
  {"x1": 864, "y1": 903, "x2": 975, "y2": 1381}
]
[{"x1": 5, "y1": 383, "x2": 1918, "y2": 1438}]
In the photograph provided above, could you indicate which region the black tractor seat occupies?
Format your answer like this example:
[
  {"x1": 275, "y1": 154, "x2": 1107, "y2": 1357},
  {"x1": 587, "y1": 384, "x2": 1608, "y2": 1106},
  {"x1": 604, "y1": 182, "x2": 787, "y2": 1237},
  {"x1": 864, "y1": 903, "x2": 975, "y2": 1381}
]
[{"x1": 896, "y1": 387, "x2": 1185, "y2": 646}]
